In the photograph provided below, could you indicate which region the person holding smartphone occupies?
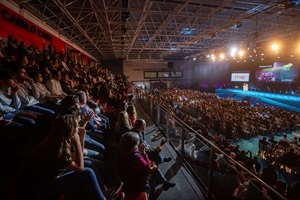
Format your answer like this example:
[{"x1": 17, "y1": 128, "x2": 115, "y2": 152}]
[{"x1": 0, "y1": 112, "x2": 14, "y2": 126}]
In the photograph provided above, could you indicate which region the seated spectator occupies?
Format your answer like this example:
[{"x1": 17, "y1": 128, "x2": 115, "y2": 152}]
[
  {"x1": 290, "y1": 136, "x2": 298, "y2": 145},
  {"x1": 59, "y1": 95, "x2": 106, "y2": 158},
  {"x1": 45, "y1": 69, "x2": 67, "y2": 98},
  {"x1": 215, "y1": 148, "x2": 231, "y2": 171},
  {"x1": 258, "y1": 136, "x2": 269, "y2": 155},
  {"x1": 236, "y1": 150, "x2": 249, "y2": 164},
  {"x1": 132, "y1": 119, "x2": 171, "y2": 164},
  {"x1": 15, "y1": 114, "x2": 106, "y2": 200},
  {"x1": 245, "y1": 179, "x2": 271, "y2": 200},
  {"x1": 260, "y1": 164, "x2": 278, "y2": 187},
  {"x1": 14, "y1": 67, "x2": 55, "y2": 119},
  {"x1": 7, "y1": 34, "x2": 18, "y2": 57},
  {"x1": 118, "y1": 131, "x2": 151, "y2": 200},
  {"x1": 84, "y1": 90, "x2": 110, "y2": 130},
  {"x1": 253, "y1": 156, "x2": 262, "y2": 174},
  {"x1": 213, "y1": 132, "x2": 222, "y2": 145},
  {"x1": 268, "y1": 179, "x2": 288, "y2": 200},
  {"x1": 268, "y1": 136, "x2": 277, "y2": 148},
  {"x1": 278, "y1": 135, "x2": 290, "y2": 149},
  {"x1": 60, "y1": 71, "x2": 76, "y2": 95},
  {"x1": 215, "y1": 165, "x2": 240, "y2": 200},
  {"x1": 281, "y1": 148, "x2": 298, "y2": 173},
  {"x1": 0, "y1": 39, "x2": 7, "y2": 60},
  {"x1": 0, "y1": 68, "x2": 52, "y2": 129},
  {"x1": 31, "y1": 71, "x2": 62, "y2": 103},
  {"x1": 31, "y1": 71, "x2": 62, "y2": 113},
  {"x1": 287, "y1": 181, "x2": 300, "y2": 200},
  {"x1": 131, "y1": 119, "x2": 175, "y2": 196},
  {"x1": 77, "y1": 91, "x2": 109, "y2": 135}
]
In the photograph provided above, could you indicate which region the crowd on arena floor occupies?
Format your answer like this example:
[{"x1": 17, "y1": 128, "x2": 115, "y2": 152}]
[{"x1": 139, "y1": 87, "x2": 300, "y2": 200}]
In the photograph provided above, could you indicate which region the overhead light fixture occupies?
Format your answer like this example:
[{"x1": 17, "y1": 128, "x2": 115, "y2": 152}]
[
  {"x1": 230, "y1": 47, "x2": 238, "y2": 57},
  {"x1": 271, "y1": 43, "x2": 279, "y2": 51},
  {"x1": 231, "y1": 22, "x2": 242, "y2": 29}
]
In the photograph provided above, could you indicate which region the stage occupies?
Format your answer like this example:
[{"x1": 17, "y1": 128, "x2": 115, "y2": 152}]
[{"x1": 215, "y1": 88, "x2": 300, "y2": 113}]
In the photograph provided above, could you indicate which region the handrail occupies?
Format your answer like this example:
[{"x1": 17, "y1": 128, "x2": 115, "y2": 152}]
[{"x1": 137, "y1": 89, "x2": 287, "y2": 200}]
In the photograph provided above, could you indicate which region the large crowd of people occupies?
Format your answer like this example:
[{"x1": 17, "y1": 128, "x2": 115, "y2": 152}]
[
  {"x1": 148, "y1": 88, "x2": 300, "y2": 139},
  {"x1": 2, "y1": 33, "x2": 300, "y2": 200},
  {"x1": 141, "y1": 87, "x2": 300, "y2": 200},
  {"x1": 0, "y1": 34, "x2": 177, "y2": 200}
]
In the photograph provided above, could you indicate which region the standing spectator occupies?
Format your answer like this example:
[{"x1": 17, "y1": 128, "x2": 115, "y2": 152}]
[
  {"x1": 126, "y1": 104, "x2": 137, "y2": 127},
  {"x1": 115, "y1": 101, "x2": 132, "y2": 142},
  {"x1": 278, "y1": 135, "x2": 290, "y2": 149}
]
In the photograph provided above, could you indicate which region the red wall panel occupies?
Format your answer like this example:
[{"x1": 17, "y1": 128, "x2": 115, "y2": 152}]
[{"x1": 0, "y1": 3, "x2": 94, "y2": 62}]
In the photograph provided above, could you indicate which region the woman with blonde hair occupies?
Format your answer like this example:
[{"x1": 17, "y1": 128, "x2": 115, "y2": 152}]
[{"x1": 16, "y1": 114, "x2": 106, "y2": 200}]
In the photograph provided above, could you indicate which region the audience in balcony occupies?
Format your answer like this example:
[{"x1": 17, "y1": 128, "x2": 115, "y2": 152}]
[
  {"x1": 77, "y1": 90, "x2": 109, "y2": 135},
  {"x1": 45, "y1": 69, "x2": 67, "y2": 98},
  {"x1": 0, "y1": 39, "x2": 7, "y2": 59},
  {"x1": 118, "y1": 131, "x2": 151, "y2": 200},
  {"x1": 126, "y1": 104, "x2": 137, "y2": 127},
  {"x1": 15, "y1": 114, "x2": 107, "y2": 200},
  {"x1": 115, "y1": 101, "x2": 132, "y2": 142}
]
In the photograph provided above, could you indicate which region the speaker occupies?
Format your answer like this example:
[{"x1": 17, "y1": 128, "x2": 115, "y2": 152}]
[{"x1": 168, "y1": 62, "x2": 173, "y2": 69}]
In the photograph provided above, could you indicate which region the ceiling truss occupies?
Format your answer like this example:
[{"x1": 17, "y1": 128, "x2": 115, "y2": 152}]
[{"x1": 13, "y1": 0, "x2": 300, "y2": 61}]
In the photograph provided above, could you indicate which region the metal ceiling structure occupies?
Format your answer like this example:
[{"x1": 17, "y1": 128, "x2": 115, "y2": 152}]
[{"x1": 13, "y1": 0, "x2": 300, "y2": 61}]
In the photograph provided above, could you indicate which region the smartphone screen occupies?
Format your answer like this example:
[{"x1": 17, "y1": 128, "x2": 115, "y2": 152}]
[{"x1": 3, "y1": 113, "x2": 15, "y2": 120}]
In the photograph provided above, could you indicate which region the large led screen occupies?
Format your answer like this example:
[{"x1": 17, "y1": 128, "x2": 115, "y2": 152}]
[{"x1": 255, "y1": 62, "x2": 299, "y2": 83}]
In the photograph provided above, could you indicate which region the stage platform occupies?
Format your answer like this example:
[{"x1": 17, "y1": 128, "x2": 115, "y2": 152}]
[{"x1": 215, "y1": 88, "x2": 300, "y2": 113}]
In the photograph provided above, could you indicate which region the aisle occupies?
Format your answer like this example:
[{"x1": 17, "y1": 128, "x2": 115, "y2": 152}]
[{"x1": 134, "y1": 101, "x2": 205, "y2": 200}]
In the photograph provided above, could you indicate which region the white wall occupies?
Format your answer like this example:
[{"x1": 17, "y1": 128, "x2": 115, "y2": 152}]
[
  {"x1": 123, "y1": 60, "x2": 168, "y2": 82},
  {"x1": 123, "y1": 60, "x2": 194, "y2": 88}
]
